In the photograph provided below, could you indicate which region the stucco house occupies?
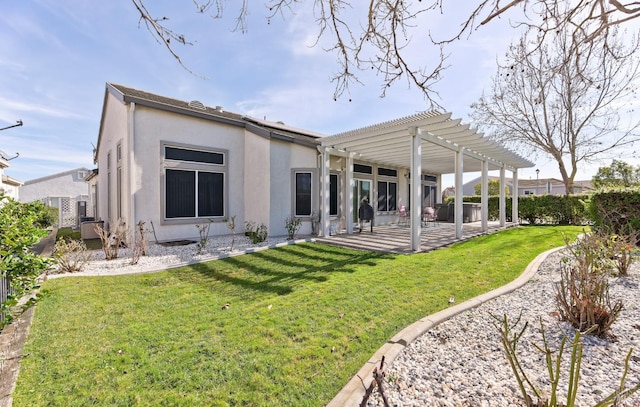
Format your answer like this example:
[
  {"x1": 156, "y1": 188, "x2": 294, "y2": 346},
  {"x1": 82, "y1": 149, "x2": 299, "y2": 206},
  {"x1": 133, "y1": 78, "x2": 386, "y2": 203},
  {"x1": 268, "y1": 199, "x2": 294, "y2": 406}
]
[
  {"x1": 0, "y1": 151, "x2": 22, "y2": 200},
  {"x1": 19, "y1": 167, "x2": 91, "y2": 227},
  {"x1": 94, "y1": 83, "x2": 533, "y2": 248},
  {"x1": 462, "y1": 175, "x2": 593, "y2": 196}
]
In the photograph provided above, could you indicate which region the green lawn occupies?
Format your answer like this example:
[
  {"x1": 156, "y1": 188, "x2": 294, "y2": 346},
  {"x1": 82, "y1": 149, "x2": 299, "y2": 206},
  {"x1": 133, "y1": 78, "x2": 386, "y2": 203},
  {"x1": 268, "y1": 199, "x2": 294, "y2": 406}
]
[{"x1": 14, "y1": 226, "x2": 582, "y2": 406}]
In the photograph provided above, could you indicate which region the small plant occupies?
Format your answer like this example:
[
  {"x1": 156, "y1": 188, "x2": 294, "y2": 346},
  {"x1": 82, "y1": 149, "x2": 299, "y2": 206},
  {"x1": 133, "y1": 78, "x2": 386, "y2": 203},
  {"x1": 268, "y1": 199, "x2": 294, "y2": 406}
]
[
  {"x1": 605, "y1": 233, "x2": 637, "y2": 276},
  {"x1": 285, "y1": 215, "x2": 301, "y2": 240},
  {"x1": 493, "y1": 314, "x2": 640, "y2": 407},
  {"x1": 195, "y1": 219, "x2": 214, "y2": 255},
  {"x1": 310, "y1": 210, "x2": 320, "y2": 236},
  {"x1": 52, "y1": 239, "x2": 92, "y2": 273},
  {"x1": 130, "y1": 221, "x2": 148, "y2": 265},
  {"x1": 245, "y1": 221, "x2": 268, "y2": 244},
  {"x1": 225, "y1": 215, "x2": 237, "y2": 251},
  {"x1": 95, "y1": 220, "x2": 127, "y2": 260},
  {"x1": 557, "y1": 233, "x2": 623, "y2": 337}
]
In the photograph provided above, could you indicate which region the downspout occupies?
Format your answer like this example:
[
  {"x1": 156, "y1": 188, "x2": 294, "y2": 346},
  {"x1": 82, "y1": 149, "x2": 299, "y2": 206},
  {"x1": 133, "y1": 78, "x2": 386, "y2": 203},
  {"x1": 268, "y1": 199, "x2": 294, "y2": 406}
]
[{"x1": 128, "y1": 102, "x2": 136, "y2": 242}]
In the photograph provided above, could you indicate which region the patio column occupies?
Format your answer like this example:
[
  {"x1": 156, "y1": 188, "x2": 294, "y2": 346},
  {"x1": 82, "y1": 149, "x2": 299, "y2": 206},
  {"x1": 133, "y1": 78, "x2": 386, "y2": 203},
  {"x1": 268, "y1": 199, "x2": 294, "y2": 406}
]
[
  {"x1": 455, "y1": 148, "x2": 464, "y2": 239},
  {"x1": 321, "y1": 147, "x2": 331, "y2": 237},
  {"x1": 499, "y1": 166, "x2": 506, "y2": 227},
  {"x1": 346, "y1": 153, "x2": 354, "y2": 234},
  {"x1": 410, "y1": 127, "x2": 422, "y2": 252},
  {"x1": 481, "y1": 159, "x2": 488, "y2": 233},
  {"x1": 512, "y1": 169, "x2": 519, "y2": 224}
]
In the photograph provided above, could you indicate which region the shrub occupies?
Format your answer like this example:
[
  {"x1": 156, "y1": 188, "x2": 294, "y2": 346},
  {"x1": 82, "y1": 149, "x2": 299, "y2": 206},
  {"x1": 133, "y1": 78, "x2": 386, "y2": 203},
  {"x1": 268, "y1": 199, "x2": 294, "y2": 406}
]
[
  {"x1": 589, "y1": 188, "x2": 640, "y2": 238},
  {"x1": 285, "y1": 216, "x2": 301, "y2": 240},
  {"x1": 195, "y1": 219, "x2": 213, "y2": 255},
  {"x1": 52, "y1": 239, "x2": 92, "y2": 273},
  {"x1": 95, "y1": 220, "x2": 127, "y2": 260},
  {"x1": 0, "y1": 196, "x2": 52, "y2": 328},
  {"x1": 494, "y1": 314, "x2": 640, "y2": 406},
  {"x1": 245, "y1": 221, "x2": 267, "y2": 244},
  {"x1": 225, "y1": 215, "x2": 237, "y2": 251},
  {"x1": 130, "y1": 221, "x2": 148, "y2": 265},
  {"x1": 555, "y1": 233, "x2": 622, "y2": 337}
]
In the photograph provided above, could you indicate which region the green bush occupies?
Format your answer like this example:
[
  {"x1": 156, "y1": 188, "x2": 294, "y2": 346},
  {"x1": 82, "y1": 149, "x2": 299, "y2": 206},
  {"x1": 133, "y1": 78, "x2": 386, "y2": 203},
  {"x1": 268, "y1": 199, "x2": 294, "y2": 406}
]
[
  {"x1": 452, "y1": 194, "x2": 590, "y2": 225},
  {"x1": 0, "y1": 196, "x2": 53, "y2": 328},
  {"x1": 589, "y1": 188, "x2": 640, "y2": 237}
]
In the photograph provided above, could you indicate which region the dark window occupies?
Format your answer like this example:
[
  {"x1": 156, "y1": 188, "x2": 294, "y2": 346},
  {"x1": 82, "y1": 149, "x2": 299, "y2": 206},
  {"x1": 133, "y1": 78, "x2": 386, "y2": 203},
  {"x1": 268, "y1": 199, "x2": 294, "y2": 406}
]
[
  {"x1": 198, "y1": 172, "x2": 224, "y2": 216},
  {"x1": 378, "y1": 167, "x2": 397, "y2": 177},
  {"x1": 295, "y1": 172, "x2": 312, "y2": 216},
  {"x1": 354, "y1": 164, "x2": 372, "y2": 174},
  {"x1": 330, "y1": 173, "x2": 338, "y2": 216},
  {"x1": 166, "y1": 169, "x2": 196, "y2": 218},
  {"x1": 377, "y1": 181, "x2": 398, "y2": 212},
  {"x1": 166, "y1": 146, "x2": 224, "y2": 165}
]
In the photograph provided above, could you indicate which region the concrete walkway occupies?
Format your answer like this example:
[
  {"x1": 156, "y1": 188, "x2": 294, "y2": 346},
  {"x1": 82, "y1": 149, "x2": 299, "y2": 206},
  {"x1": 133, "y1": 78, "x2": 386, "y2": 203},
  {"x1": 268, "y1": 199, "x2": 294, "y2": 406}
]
[{"x1": 317, "y1": 221, "x2": 513, "y2": 253}]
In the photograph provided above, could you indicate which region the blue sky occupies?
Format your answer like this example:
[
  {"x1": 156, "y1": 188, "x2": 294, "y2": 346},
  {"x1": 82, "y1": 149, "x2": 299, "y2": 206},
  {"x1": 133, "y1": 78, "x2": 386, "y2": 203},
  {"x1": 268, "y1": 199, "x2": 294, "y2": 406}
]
[{"x1": 0, "y1": 1, "x2": 636, "y2": 185}]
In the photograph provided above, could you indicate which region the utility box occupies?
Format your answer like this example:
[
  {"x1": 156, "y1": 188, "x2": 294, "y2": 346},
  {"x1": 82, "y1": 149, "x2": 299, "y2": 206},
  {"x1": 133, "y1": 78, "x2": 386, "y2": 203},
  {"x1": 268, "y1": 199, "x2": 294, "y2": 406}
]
[{"x1": 80, "y1": 220, "x2": 104, "y2": 240}]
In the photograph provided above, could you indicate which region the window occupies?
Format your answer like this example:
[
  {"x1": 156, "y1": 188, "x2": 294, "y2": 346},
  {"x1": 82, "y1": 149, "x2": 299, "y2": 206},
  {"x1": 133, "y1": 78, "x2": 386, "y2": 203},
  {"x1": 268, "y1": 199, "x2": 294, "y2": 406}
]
[
  {"x1": 354, "y1": 164, "x2": 372, "y2": 174},
  {"x1": 295, "y1": 172, "x2": 312, "y2": 216},
  {"x1": 378, "y1": 167, "x2": 397, "y2": 177},
  {"x1": 524, "y1": 190, "x2": 535, "y2": 195},
  {"x1": 163, "y1": 144, "x2": 227, "y2": 220},
  {"x1": 377, "y1": 181, "x2": 397, "y2": 212},
  {"x1": 116, "y1": 142, "x2": 122, "y2": 219},
  {"x1": 330, "y1": 173, "x2": 339, "y2": 216},
  {"x1": 106, "y1": 152, "x2": 111, "y2": 221}
]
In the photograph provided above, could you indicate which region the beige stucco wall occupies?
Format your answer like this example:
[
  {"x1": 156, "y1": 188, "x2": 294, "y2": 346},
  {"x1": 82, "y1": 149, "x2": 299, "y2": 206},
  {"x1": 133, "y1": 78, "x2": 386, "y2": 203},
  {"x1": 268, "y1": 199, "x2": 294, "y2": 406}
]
[
  {"x1": 96, "y1": 92, "x2": 128, "y2": 230},
  {"x1": 129, "y1": 106, "x2": 247, "y2": 242}
]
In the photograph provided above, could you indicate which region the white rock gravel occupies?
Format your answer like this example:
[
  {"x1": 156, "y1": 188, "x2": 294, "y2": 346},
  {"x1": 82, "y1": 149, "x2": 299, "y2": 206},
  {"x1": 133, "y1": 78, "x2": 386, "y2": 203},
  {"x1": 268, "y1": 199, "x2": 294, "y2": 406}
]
[
  {"x1": 368, "y1": 251, "x2": 640, "y2": 407},
  {"x1": 47, "y1": 235, "x2": 295, "y2": 278}
]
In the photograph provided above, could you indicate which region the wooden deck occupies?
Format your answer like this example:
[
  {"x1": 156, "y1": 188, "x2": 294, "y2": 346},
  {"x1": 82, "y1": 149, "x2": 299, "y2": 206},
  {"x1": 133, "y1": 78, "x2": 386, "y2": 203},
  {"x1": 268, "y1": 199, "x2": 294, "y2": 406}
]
[{"x1": 315, "y1": 221, "x2": 515, "y2": 254}]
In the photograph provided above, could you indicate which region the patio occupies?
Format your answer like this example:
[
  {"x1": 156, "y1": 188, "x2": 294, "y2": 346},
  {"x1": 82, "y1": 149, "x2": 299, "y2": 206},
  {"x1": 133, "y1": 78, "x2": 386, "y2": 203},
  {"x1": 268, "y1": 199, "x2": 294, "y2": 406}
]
[{"x1": 316, "y1": 221, "x2": 514, "y2": 254}]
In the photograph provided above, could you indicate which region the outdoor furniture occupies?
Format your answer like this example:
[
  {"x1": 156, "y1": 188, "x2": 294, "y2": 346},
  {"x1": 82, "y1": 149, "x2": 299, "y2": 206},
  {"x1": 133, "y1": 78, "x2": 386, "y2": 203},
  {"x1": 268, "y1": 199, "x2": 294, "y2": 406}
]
[
  {"x1": 397, "y1": 205, "x2": 409, "y2": 226},
  {"x1": 358, "y1": 198, "x2": 374, "y2": 233},
  {"x1": 422, "y1": 206, "x2": 438, "y2": 227}
]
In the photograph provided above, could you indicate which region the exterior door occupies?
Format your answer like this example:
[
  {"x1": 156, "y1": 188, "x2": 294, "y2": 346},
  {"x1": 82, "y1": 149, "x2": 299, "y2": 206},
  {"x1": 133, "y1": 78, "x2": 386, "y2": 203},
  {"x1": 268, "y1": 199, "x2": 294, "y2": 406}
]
[{"x1": 352, "y1": 179, "x2": 371, "y2": 223}]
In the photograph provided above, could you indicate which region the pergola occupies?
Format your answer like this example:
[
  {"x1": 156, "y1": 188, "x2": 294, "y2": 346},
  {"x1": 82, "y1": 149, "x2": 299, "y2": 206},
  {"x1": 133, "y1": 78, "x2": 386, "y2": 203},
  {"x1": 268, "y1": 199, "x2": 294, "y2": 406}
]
[{"x1": 318, "y1": 111, "x2": 535, "y2": 251}]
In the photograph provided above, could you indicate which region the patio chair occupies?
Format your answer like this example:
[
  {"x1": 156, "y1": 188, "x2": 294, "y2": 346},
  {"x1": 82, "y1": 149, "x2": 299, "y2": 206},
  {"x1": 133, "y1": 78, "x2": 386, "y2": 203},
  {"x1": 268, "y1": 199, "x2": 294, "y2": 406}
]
[
  {"x1": 422, "y1": 206, "x2": 438, "y2": 227},
  {"x1": 397, "y1": 205, "x2": 409, "y2": 226}
]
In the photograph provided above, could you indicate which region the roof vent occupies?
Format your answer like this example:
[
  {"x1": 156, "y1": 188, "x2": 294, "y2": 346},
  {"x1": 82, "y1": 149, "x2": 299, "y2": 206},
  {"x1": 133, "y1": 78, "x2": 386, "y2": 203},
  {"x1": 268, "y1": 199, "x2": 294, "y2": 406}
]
[
  {"x1": 214, "y1": 105, "x2": 224, "y2": 112},
  {"x1": 188, "y1": 100, "x2": 206, "y2": 110}
]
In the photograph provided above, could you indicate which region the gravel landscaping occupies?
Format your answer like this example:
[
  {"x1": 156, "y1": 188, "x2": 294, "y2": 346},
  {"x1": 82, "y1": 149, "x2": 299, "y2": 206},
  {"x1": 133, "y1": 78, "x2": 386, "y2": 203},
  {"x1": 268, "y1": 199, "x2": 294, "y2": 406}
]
[
  {"x1": 47, "y1": 235, "x2": 295, "y2": 278},
  {"x1": 367, "y1": 251, "x2": 640, "y2": 406}
]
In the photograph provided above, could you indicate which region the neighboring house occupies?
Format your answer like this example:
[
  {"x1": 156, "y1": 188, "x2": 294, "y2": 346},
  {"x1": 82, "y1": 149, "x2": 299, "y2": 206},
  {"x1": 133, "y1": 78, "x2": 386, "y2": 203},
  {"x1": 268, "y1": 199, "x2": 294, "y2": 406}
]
[
  {"x1": 95, "y1": 83, "x2": 532, "y2": 244},
  {"x1": 462, "y1": 176, "x2": 593, "y2": 196},
  {"x1": 0, "y1": 151, "x2": 22, "y2": 200},
  {"x1": 19, "y1": 167, "x2": 91, "y2": 227}
]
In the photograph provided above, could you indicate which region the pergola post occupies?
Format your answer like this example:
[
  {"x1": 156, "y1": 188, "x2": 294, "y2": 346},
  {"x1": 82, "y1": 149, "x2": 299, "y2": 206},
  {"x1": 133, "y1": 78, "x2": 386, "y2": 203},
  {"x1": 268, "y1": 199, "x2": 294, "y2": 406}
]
[
  {"x1": 512, "y1": 169, "x2": 519, "y2": 224},
  {"x1": 455, "y1": 148, "x2": 464, "y2": 239},
  {"x1": 499, "y1": 166, "x2": 506, "y2": 227},
  {"x1": 410, "y1": 127, "x2": 422, "y2": 252},
  {"x1": 481, "y1": 159, "x2": 489, "y2": 233},
  {"x1": 321, "y1": 147, "x2": 331, "y2": 237},
  {"x1": 346, "y1": 153, "x2": 354, "y2": 234}
]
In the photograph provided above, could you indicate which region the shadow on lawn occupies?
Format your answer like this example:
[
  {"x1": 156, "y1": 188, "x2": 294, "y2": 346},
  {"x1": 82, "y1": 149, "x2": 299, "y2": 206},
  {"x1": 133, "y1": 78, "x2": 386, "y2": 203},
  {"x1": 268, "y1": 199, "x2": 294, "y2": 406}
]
[{"x1": 187, "y1": 243, "x2": 394, "y2": 296}]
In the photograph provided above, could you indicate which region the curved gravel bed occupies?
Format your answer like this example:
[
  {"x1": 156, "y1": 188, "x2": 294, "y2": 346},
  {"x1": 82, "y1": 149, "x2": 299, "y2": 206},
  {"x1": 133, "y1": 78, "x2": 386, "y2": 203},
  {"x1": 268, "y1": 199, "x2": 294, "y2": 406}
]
[
  {"x1": 368, "y1": 251, "x2": 640, "y2": 407},
  {"x1": 47, "y1": 235, "x2": 294, "y2": 278}
]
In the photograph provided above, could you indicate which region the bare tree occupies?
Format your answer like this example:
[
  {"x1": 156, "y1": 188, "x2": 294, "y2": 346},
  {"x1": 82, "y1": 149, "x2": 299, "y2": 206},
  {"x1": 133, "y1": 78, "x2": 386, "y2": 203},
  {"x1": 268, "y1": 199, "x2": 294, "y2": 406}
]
[
  {"x1": 130, "y1": 1, "x2": 640, "y2": 105},
  {"x1": 471, "y1": 18, "x2": 640, "y2": 195}
]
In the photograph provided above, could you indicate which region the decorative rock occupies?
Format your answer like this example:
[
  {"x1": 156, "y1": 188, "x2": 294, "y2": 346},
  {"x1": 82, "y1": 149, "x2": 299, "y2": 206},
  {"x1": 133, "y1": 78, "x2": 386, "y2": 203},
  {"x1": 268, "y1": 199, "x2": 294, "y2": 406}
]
[{"x1": 367, "y1": 251, "x2": 640, "y2": 406}]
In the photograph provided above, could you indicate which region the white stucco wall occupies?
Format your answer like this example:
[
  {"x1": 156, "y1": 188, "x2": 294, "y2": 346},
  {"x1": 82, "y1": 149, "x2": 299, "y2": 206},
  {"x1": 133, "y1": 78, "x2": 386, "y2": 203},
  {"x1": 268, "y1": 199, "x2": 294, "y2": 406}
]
[
  {"x1": 130, "y1": 106, "x2": 249, "y2": 242},
  {"x1": 19, "y1": 169, "x2": 89, "y2": 203},
  {"x1": 96, "y1": 92, "x2": 129, "y2": 230},
  {"x1": 269, "y1": 141, "x2": 318, "y2": 237},
  {"x1": 243, "y1": 132, "x2": 270, "y2": 231}
]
